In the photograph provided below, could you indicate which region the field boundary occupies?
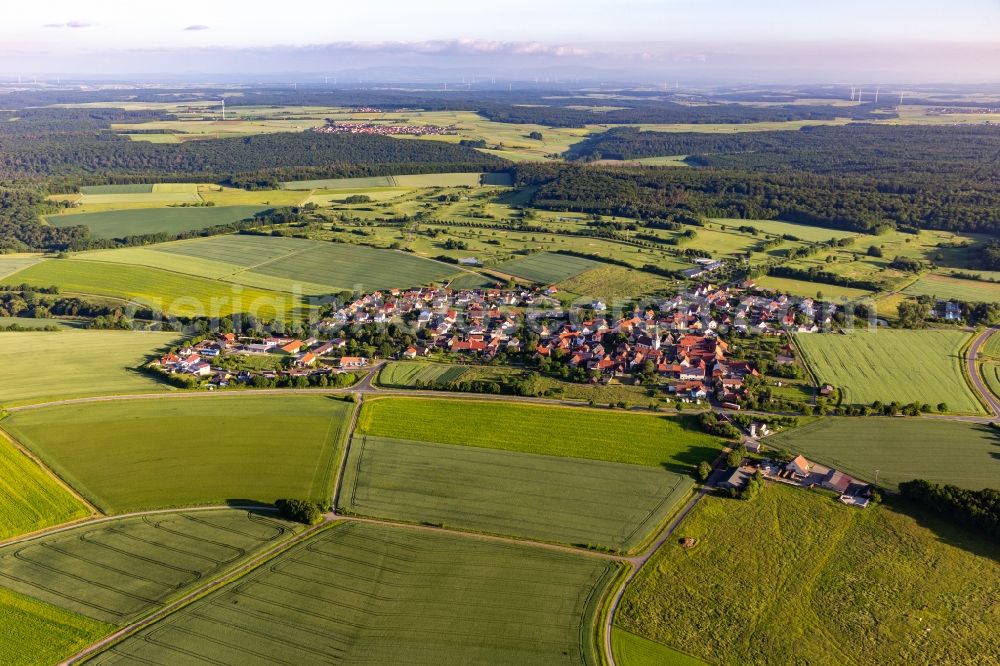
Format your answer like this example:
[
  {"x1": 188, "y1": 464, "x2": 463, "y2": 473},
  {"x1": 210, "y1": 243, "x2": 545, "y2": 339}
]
[
  {"x1": 0, "y1": 427, "x2": 100, "y2": 521},
  {"x1": 61, "y1": 517, "x2": 339, "y2": 665}
]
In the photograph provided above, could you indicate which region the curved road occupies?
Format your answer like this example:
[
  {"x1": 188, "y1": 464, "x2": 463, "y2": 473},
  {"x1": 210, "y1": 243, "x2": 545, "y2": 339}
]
[{"x1": 965, "y1": 326, "x2": 1000, "y2": 418}]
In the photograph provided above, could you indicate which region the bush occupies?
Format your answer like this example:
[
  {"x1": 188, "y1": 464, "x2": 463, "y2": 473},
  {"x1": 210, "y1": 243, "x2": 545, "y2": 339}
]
[
  {"x1": 696, "y1": 460, "x2": 713, "y2": 482},
  {"x1": 274, "y1": 498, "x2": 324, "y2": 525}
]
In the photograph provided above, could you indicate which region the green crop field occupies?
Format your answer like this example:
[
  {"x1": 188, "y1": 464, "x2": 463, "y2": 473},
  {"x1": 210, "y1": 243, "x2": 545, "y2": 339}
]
[
  {"x1": 0, "y1": 510, "x2": 301, "y2": 625},
  {"x1": 1, "y1": 396, "x2": 352, "y2": 512},
  {"x1": 46, "y1": 205, "x2": 271, "y2": 239},
  {"x1": 1, "y1": 259, "x2": 298, "y2": 319},
  {"x1": 711, "y1": 218, "x2": 857, "y2": 242},
  {"x1": 378, "y1": 361, "x2": 470, "y2": 387},
  {"x1": 982, "y1": 362, "x2": 1000, "y2": 401},
  {"x1": 0, "y1": 330, "x2": 177, "y2": 406},
  {"x1": 90, "y1": 521, "x2": 620, "y2": 665},
  {"x1": 0, "y1": 434, "x2": 89, "y2": 541},
  {"x1": 0, "y1": 316, "x2": 76, "y2": 329},
  {"x1": 0, "y1": 255, "x2": 43, "y2": 280},
  {"x1": 765, "y1": 417, "x2": 1000, "y2": 489},
  {"x1": 612, "y1": 628, "x2": 707, "y2": 666},
  {"x1": 557, "y1": 264, "x2": 673, "y2": 302},
  {"x1": 76, "y1": 192, "x2": 201, "y2": 206},
  {"x1": 80, "y1": 234, "x2": 460, "y2": 295},
  {"x1": 983, "y1": 331, "x2": 1000, "y2": 359},
  {"x1": 0, "y1": 587, "x2": 111, "y2": 666},
  {"x1": 245, "y1": 240, "x2": 457, "y2": 292},
  {"x1": 282, "y1": 171, "x2": 500, "y2": 190},
  {"x1": 753, "y1": 275, "x2": 874, "y2": 300},
  {"x1": 795, "y1": 330, "x2": 983, "y2": 413},
  {"x1": 357, "y1": 397, "x2": 724, "y2": 469},
  {"x1": 340, "y1": 436, "x2": 692, "y2": 551},
  {"x1": 496, "y1": 252, "x2": 604, "y2": 283},
  {"x1": 78, "y1": 184, "x2": 153, "y2": 194},
  {"x1": 616, "y1": 483, "x2": 1000, "y2": 666},
  {"x1": 902, "y1": 273, "x2": 1000, "y2": 302}
]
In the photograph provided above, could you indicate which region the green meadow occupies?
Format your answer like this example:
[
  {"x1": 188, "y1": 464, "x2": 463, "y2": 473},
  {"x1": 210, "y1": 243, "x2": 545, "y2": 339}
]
[{"x1": 616, "y1": 483, "x2": 1000, "y2": 666}]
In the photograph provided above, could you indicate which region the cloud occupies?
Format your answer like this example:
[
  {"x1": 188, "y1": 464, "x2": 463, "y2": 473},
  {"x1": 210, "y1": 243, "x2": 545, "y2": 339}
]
[
  {"x1": 43, "y1": 20, "x2": 93, "y2": 29},
  {"x1": 184, "y1": 24, "x2": 209, "y2": 31}
]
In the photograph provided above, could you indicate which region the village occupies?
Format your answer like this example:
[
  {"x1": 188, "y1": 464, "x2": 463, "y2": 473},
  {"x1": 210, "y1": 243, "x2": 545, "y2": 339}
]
[
  {"x1": 312, "y1": 121, "x2": 456, "y2": 137},
  {"x1": 151, "y1": 281, "x2": 840, "y2": 402}
]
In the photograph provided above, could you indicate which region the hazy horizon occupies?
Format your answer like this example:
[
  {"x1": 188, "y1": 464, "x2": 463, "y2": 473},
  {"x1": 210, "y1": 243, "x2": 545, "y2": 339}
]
[{"x1": 4, "y1": 0, "x2": 1000, "y2": 84}]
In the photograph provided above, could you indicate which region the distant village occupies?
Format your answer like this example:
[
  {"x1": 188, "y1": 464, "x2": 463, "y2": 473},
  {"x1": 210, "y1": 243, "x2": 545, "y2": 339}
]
[
  {"x1": 312, "y1": 121, "x2": 455, "y2": 137},
  {"x1": 152, "y1": 282, "x2": 840, "y2": 401}
]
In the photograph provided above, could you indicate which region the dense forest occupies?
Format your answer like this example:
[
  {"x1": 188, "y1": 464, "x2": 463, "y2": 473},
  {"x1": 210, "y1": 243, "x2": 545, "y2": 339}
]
[
  {"x1": 513, "y1": 163, "x2": 1000, "y2": 236},
  {"x1": 569, "y1": 124, "x2": 1000, "y2": 178},
  {"x1": 476, "y1": 102, "x2": 888, "y2": 128},
  {"x1": 0, "y1": 187, "x2": 88, "y2": 250},
  {"x1": 0, "y1": 110, "x2": 505, "y2": 184},
  {"x1": 0, "y1": 88, "x2": 891, "y2": 129}
]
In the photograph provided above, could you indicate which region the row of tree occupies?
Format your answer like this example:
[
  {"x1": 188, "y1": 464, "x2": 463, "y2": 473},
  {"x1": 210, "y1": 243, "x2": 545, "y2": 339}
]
[{"x1": 898, "y1": 478, "x2": 999, "y2": 540}]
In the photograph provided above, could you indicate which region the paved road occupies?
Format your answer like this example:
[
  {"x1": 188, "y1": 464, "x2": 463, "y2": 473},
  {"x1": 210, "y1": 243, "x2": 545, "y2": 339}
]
[
  {"x1": 965, "y1": 326, "x2": 1000, "y2": 418},
  {"x1": 601, "y1": 443, "x2": 734, "y2": 666}
]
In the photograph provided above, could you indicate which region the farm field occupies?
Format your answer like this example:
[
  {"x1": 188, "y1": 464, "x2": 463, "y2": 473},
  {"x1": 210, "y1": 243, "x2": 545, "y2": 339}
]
[
  {"x1": 557, "y1": 264, "x2": 673, "y2": 302},
  {"x1": 0, "y1": 259, "x2": 299, "y2": 319},
  {"x1": 983, "y1": 362, "x2": 1000, "y2": 402},
  {"x1": 0, "y1": 433, "x2": 89, "y2": 541},
  {"x1": 616, "y1": 483, "x2": 1000, "y2": 666},
  {"x1": 0, "y1": 255, "x2": 43, "y2": 280},
  {"x1": 90, "y1": 521, "x2": 620, "y2": 666},
  {"x1": 77, "y1": 234, "x2": 462, "y2": 295},
  {"x1": 710, "y1": 218, "x2": 858, "y2": 242},
  {"x1": 340, "y1": 436, "x2": 692, "y2": 551},
  {"x1": 46, "y1": 205, "x2": 270, "y2": 238},
  {"x1": 753, "y1": 275, "x2": 874, "y2": 300},
  {"x1": 0, "y1": 330, "x2": 177, "y2": 406},
  {"x1": 0, "y1": 587, "x2": 111, "y2": 666},
  {"x1": 612, "y1": 628, "x2": 707, "y2": 666},
  {"x1": 282, "y1": 171, "x2": 504, "y2": 190},
  {"x1": 357, "y1": 397, "x2": 724, "y2": 469},
  {"x1": 496, "y1": 252, "x2": 604, "y2": 283},
  {"x1": 794, "y1": 330, "x2": 983, "y2": 413},
  {"x1": 902, "y1": 273, "x2": 1000, "y2": 302},
  {"x1": 766, "y1": 417, "x2": 1000, "y2": 490},
  {"x1": 0, "y1": 510, "x2": 302, "y2": 624},
  {"x1": 377, "y1": 361, "x2": 469, "y2": 387},
  {"x1": 0, "y1": 396, "x2": 352, "y2": 512},
  {"x1": 0, "y1": 316, "x2": 77, "y2": 329}
]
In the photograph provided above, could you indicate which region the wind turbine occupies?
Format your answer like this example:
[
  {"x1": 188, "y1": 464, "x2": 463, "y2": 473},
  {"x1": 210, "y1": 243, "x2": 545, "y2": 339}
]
[
  {"x1": 857, "y1": 87, "x2": 863, "y2": 103},
  {"x1": 874, "y1": 87, "x2": 880, "y2": 104},
  {"x1": 220, "y1": 98, "x2": 225, "y2": 121}
]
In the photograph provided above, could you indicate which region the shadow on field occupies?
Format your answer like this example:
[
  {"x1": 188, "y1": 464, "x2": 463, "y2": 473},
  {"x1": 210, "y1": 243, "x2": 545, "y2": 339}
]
[
  {"x1": 883, "y1": 495, "x2": 1000, "y2": 561},
  {"x1": 659, "y1": 445, "x2": 720, "y2": 475},
  {"x1": 225, "y1": 499, "x2": 280, "y2": 517}
]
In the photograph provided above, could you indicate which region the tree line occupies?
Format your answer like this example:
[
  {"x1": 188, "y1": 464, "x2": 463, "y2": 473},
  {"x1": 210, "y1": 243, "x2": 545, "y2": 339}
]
[
  {"x1": 512, "y1": 163, "x2": 1000, "y2": 236},
  {"x1": 898, "y1": 478, "x2": 999, "y2": 541}
]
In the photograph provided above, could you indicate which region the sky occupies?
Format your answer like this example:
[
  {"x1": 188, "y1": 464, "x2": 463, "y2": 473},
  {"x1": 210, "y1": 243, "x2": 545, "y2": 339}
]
[{"x1": 4, "y1": 0, "x2": 1000, "y2": 83}]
